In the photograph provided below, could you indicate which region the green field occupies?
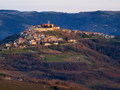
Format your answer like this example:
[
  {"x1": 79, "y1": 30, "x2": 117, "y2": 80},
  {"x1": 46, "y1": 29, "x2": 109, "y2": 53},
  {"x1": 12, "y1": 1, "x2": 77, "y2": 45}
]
[{"x1": 44, "y1": 55, "x2": 64, "y2": 62}]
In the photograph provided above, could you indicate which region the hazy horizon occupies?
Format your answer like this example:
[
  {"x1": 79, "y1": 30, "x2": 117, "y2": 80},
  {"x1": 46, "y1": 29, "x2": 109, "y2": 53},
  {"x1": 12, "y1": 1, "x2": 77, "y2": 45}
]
[{"x1": 0, "y1": 0, "x2": 120, "y2": 13}]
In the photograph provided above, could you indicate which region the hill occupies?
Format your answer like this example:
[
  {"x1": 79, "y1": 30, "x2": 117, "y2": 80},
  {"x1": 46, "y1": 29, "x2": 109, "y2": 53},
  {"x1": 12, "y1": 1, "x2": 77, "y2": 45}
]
[
  {"x1": 0, "y1": 10, "x2": 120, "y2": 40},
  {"x1": 0, "y1": 26, "x2": 120, "y2": 90}
]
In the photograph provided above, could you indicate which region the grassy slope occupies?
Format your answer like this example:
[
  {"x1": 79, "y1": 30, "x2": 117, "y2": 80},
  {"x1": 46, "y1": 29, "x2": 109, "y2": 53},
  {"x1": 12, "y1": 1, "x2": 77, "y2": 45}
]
[
  {"x1": 0, "y1": 80, "x2": 53, "y2": 90},
  {"x1": 0, "y1": 33, "x2": 120, "y2": 90}
]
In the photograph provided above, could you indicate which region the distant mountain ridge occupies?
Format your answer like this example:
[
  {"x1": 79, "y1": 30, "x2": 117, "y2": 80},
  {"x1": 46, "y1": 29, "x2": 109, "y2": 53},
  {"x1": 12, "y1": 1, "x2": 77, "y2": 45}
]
[{"x1": 0, "y1": 10, "x2": 120, "y2": 40}]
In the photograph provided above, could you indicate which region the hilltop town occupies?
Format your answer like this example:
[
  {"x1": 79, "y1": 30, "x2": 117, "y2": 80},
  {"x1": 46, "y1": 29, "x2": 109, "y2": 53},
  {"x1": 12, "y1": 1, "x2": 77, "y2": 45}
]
[
  {"x1": 5, "y1": 21, "x2": 114, "y2": 49},
  {"x1": 1, "y1": 22, "x2": 120, "y2": 90}
]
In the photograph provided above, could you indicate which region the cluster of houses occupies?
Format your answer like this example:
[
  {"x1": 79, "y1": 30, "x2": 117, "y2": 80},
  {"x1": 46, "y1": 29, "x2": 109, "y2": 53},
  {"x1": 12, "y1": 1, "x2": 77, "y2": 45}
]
[
  {"x1": 5, "y1": 22, "x2": 76, "y2": 49},
  {"x1": 5, "y1": 21, "x2": 114, "y2": 49},
  {"x1": 70, "y1": 30, "x2": 114, "y2": 39},
  {"x1": 84, "y1": 32, "x2": 114, "y2": 39},
  {"x1": 57, "y1": 29, "x2": 114, "y2": 39},
  {"x1": 12, "y1": 32, "x2": 64, "y2": 48}
]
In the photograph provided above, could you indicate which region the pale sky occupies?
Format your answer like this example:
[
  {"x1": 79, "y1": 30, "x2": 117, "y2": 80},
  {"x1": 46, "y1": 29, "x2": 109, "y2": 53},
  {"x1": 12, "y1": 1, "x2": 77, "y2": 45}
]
[{"x1": 0, "y1": 0, "x2": 120, "y2": 13}]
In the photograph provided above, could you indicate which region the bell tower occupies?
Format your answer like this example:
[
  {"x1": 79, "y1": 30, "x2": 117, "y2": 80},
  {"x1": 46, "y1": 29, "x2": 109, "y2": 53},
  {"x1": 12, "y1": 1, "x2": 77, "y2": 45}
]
[{"x1": 48, "y1": 21, "x2": 50, "y2": 24}]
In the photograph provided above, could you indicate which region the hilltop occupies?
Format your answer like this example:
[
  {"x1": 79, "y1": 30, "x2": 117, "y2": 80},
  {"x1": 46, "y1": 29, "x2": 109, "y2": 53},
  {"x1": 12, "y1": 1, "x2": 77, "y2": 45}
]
[
  {"x1": 0, "y1": 23, "x2": 120, "y2": 90},
  {"x1": 1, "y1": 22, "x2": 114, "y2": 49},
  {"x1": 0, "y1": 10, "x2": 120, "y2": 40}
]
